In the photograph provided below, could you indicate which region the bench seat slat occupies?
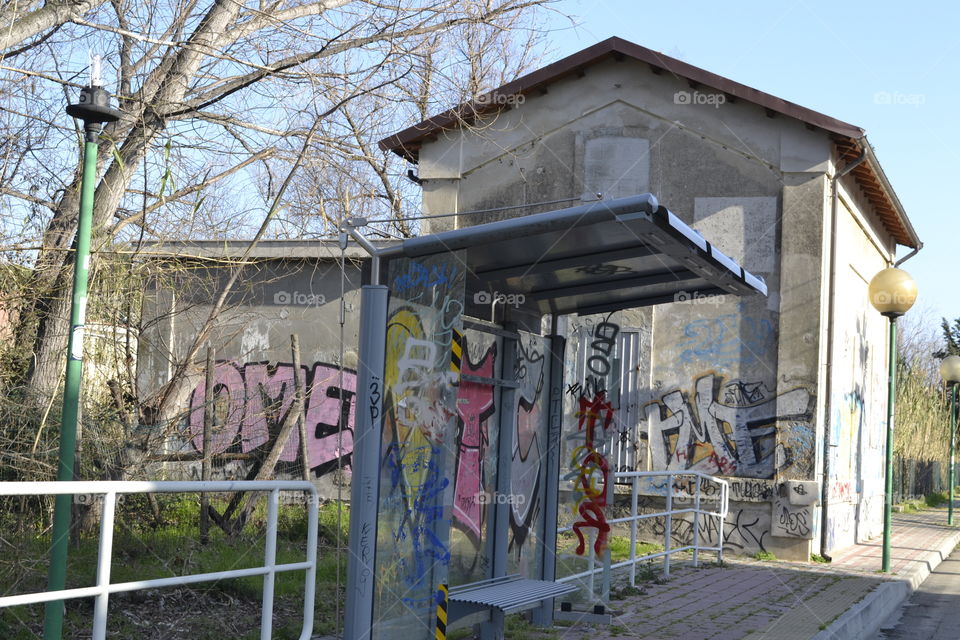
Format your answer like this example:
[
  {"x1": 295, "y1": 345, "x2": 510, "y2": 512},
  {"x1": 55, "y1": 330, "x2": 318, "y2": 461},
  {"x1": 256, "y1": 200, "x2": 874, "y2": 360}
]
[{"x1": 448, "y1": 578, "x2": 577, "y2": 614}]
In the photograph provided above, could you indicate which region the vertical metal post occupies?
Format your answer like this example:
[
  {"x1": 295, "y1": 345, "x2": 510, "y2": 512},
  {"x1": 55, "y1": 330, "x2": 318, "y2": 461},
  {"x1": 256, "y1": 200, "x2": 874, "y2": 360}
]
[
  {"x1": 344, "y1": 284, "x2": 388, "y2": 640},
  {"x1": 882, "y1": 317, "x2": 897, "y2": 573},
  {"x1": 664, "y1": 473, "x2": 673, "y2": 577},
  {"x1": 261, "y1": 489, "x2": 279, "y2": 640},
  {"x1": 481, "y1": 327, "x2": 517, "y2": 640},
  {"x1": 950, "y1": 385, "x2": 957, "y2": 526},
  {"x1": 92, "y1": 491, "x2": 116, "y2": 640},
  {"x1": 601, "y1": 446, "x2": 613, "y2": 601},
  {"x1": 532, "y1": 331, "x2": 565, "y2": 626},
  {"x1": 43, "y1": 125, "x2": 100, "y2": 640},
  {"x1": 629, "y1": 475, "x2": 638, "y2": 586},
  {"x1": 692, "y1": 475, "x2": 701, "y2": 567},
  {"x1": 719, "y1": 482, "x2": 727, "y2": 565}
]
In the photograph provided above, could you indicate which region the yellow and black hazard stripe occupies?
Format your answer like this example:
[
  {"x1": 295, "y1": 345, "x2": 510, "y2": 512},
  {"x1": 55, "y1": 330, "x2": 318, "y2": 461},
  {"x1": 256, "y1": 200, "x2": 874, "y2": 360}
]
[
  {"x1": 450, "y1": 329, "x2": 464, "y2": 384},
  {"x1": 435, "y1": 583, "x2": 448, "y2": 640}
]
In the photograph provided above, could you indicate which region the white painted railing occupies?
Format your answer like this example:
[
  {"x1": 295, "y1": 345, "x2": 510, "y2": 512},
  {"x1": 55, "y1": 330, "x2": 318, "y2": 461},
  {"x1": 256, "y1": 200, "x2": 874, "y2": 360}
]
[
  {"x1": 558, "y1": 471, "x2": 728, "y2": 587},
  {"x1": 0, "y1": 480, "x2": 318, "y2": 640}
]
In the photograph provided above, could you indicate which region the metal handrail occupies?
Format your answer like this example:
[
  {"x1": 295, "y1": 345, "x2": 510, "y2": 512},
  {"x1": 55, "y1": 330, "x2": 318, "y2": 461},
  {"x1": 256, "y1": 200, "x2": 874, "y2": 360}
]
[
  {"x1": 557, "y1": 471, "x2": 728, "y2": 586},
  {"x1": 0, "y1": 480, "x2": 318, "y2": 640}
]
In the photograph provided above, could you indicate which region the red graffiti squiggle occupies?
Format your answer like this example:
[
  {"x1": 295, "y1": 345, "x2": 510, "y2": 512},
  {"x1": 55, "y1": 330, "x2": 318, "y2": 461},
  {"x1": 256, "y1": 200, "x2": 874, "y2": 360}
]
[
  {"x1": 578, "y1": 393, "x2": 614, "y2": 448},
  {"x1": 573, "y1": 501, "x2": 611, "y2": 556},
  {"x1": 571, "y1": 392, "x2": 614, "y2": 556}
]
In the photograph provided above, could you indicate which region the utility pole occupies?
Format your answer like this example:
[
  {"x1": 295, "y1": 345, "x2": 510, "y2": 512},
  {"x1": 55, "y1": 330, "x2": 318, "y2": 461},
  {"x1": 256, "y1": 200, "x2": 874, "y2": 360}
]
[{"x1": 43, "y1": 56, "x2": 123, "y2": 640}]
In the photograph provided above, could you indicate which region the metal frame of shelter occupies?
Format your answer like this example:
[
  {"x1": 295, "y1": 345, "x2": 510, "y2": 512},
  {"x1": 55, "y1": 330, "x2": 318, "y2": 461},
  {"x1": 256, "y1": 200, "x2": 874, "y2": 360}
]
[{"x1": 342, "y1": 194, "x2": 767, "y2": 640}]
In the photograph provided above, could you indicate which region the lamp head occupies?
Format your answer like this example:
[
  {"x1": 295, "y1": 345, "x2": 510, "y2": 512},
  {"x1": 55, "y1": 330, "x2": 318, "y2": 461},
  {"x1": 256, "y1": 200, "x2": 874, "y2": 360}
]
[
  {"x1": 942, "y1": 355, "x2": 960, "y2": 383},
  {"x1": 868, "y1": 267, "x2": 917, "y2": 318}
]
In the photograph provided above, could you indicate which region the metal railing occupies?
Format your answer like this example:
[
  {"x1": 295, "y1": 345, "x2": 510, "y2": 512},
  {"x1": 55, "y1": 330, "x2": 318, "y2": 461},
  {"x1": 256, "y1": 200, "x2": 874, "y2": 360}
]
[
  {"x1": 558, "y1": 471, "x2": 728, "y2": 587},
  {"x1": 0, "y1": 480, "x2": 319, "y2": 640}
]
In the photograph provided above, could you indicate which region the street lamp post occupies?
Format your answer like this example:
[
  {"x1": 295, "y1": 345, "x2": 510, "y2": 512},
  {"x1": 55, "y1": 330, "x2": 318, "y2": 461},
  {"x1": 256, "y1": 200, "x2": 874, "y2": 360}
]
[
  {"x1": 868, "y1": 267, "x2": 918, "y2": 573},
  {"x1": 940, "y1": 356, "x2": 960, "y2": 525},
  {"x1": 43, "y1": 57, "x2": 123, "y2": 640}
]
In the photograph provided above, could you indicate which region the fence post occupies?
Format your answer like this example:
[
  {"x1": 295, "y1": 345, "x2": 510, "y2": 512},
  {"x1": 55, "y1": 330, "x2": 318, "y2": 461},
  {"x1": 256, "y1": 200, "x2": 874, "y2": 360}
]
[
  {"x1": 630, "y1": 475, "x2": 638, "y2": 586},
  {"x1": 92, "y1": 491, "x2": 117, "y2": 640},
  {"x1": 664, "y1": 474, "x2": 672, "y2": 577},
  {"x1": 261, "y1": 489, "x2": 279, "y2": 640},
  {"x1": 692, "y1": 475, "x2": 701, "y2": 568}
]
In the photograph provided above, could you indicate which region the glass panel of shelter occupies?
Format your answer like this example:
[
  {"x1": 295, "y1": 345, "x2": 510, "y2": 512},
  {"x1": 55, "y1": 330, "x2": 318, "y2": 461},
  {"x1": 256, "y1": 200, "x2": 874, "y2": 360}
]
[{"x1": 446, "y1": 322, "x2": 555, "y2": 589}]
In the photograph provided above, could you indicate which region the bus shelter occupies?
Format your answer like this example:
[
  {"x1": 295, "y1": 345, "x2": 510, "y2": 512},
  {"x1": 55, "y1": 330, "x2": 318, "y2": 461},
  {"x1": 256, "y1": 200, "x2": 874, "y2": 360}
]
[{"x1": 342, "y1": 194, "x2": 767, "y2": 640}]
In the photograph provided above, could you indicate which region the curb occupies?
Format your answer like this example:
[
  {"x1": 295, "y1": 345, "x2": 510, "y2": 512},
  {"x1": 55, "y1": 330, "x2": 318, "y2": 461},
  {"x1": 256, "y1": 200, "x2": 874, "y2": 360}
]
[{"x1": 812, "y1": 526, "x2": 960, "y2": 640}]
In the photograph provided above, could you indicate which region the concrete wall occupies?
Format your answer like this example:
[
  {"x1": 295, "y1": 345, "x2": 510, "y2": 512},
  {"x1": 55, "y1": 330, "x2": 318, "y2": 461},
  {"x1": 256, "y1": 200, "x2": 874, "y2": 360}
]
[
  {"x1": 414, "y1": 56, "x2": 891, "y2": 560},
  {"x1": 822, "y1": 174, "x2": 894, "y2": 552},
  {"x1": 137, "y1": 247, "x2": 365, "y2": 495}
]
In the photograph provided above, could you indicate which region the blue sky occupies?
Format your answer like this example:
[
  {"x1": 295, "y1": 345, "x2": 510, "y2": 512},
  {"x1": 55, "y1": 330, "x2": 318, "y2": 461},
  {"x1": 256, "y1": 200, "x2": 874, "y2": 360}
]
[{"x1": 545, "y1": 0, "x2": 957, "y2": 328}]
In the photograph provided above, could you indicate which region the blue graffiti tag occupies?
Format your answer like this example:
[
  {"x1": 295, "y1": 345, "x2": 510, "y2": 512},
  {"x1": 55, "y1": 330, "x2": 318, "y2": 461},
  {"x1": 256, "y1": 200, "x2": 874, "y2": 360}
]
[{"x1": 677, "y1": 313, "x2": 776, "y2": 367}]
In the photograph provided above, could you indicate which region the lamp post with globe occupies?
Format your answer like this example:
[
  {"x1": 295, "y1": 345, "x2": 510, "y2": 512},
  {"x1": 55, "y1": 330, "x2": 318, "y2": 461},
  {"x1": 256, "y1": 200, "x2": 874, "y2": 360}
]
[
  {"x1": 940, "y1": 355, "x2": 960, "y2": 525},
  {"x1": 868, "y1": 267, "x2": 917, "y2": 573}
]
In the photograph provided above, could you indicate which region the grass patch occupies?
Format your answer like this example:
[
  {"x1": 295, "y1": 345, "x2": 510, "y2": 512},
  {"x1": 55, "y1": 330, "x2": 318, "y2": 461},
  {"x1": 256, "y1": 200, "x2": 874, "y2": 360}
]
[
  {"x1": 609, "y1": 584, "x2": 645, "y2": 599},
  {"x1": 896, "y1": 499, "x2": 924, "y2": 513},
  {"x1": 0, "y1": 495, "x2": 351, "y2": 639},
  {"x1": 810, "y1": 553, "x2": 830, "y2": 563},
  {"x1": 753, "y1": 551, "x2": 777, "y2": 562},
  {"x1": 926, "y1": 492, "x2": 949, "y2": 508},
  {"x1": 555, "y1": 532, "x2": 664, "y2": 579}
]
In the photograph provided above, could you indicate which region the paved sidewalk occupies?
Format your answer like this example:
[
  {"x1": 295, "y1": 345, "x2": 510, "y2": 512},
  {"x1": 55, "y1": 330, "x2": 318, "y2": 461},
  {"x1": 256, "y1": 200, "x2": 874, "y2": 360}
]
[{"x1": 546, "y1": 509, "x2": 960, "y2": 640}]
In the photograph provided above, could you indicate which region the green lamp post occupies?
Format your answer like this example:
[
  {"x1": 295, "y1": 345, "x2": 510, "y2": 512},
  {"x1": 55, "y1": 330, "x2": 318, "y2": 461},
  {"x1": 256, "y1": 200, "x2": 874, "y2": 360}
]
[
  {"x1": 941, "y1": 355, "x2": 960, "y2": 526},
  {"x1": 43, "y1": 57, "x2": 123, "y2": 640},
  {"x1": 868, "y1": 266, "x2": 918, "y2": 573}
]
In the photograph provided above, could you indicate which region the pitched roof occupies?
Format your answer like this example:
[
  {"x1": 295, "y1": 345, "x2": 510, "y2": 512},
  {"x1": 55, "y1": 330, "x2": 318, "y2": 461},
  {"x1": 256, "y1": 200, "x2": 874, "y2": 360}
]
[{"x1": 379, "y1": 36, "x2": 920, "y2": 248}]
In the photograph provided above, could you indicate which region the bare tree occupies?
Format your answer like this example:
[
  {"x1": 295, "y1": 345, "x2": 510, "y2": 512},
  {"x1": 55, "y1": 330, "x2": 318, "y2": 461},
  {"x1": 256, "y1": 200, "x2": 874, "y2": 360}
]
[{"x1": 0, "y1": 0, "x2": 554, "y2": 407}]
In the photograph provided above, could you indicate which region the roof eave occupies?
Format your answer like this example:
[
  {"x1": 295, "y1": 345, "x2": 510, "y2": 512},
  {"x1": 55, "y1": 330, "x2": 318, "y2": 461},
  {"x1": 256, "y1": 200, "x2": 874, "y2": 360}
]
[
  {"x1": 860, "y1": 140, "x2": 922, "y2": 249},
  {"x1": 378, "y1": 36, "x2": 867, "y2": 162}
]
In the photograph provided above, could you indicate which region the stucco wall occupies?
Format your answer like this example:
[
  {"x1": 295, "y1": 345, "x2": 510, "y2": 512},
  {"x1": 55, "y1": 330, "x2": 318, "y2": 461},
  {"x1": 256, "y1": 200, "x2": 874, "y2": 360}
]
[
  {"x1": 415, "y1": 56, "x2": 847, "y2": 559},
  {"x1": 823, "y1": 178, "x2": 893, "y2": 552}
]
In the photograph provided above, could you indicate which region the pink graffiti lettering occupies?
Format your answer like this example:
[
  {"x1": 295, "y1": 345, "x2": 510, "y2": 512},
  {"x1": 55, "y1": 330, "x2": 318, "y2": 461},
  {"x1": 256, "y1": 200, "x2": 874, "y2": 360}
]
[
  {"x1": 452, "y1": 344, "x2": 496, "y2": 541},
  {"x1": 187, "y1": 361, "x2": 356, "y2": 476}
]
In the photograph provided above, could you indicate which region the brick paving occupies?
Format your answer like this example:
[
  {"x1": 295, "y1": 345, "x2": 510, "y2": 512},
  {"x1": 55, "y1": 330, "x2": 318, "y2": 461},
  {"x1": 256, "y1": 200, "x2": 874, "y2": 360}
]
[{"x1": 536, "y1": 509, "x2": 960, "y2": 640}]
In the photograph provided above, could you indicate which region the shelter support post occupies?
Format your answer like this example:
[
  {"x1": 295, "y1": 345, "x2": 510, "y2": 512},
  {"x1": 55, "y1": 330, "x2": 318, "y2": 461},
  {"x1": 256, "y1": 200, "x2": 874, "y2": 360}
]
[
  {"x1": 480, "y1": 325, "x2": 518, "y2": 640},
  {"x1": 532, "y1": 330, "x2": 566, "y2": 626},
  {"x1": 344, "y1": 284, "x2": 388, "y2": 640}
]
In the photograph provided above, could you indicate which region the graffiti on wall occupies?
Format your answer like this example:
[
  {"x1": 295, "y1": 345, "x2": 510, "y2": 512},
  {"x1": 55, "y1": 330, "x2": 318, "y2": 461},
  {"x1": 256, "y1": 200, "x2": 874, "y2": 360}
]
[
  {"x1": 451, "y1": 342, "x2": 496, "y2": 545},
  {"x1": 645, "y1": 373, "x2": 811, "y2": 478},
  {"x1": 676, "y1": 313, "x2": 776, "y2": 369},
  {"x1": 447, "y1": 331, "x2": 550, "y2": 578},
  {"x1": 649, "y1": 502, "x2": 771, "y2": 553},
  {"x1": 568, "y1": 392, "x2": 615, "y2": 556},
  {"x1": 563, "y1": 318, "x2": 621, "y2": 558},
  {"x1": 374, "y1": 254, "x2": 464, "y2": 628},
  {"x1": 510, "y1": 336, "x2": 547, "y2": 554},
  {"x1": 186, "y1": 361, "x2": 355, "y2": 477}
]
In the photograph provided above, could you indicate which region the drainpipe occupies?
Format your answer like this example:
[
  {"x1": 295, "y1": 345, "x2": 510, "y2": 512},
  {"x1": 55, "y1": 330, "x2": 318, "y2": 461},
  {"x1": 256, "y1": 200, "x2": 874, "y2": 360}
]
[
  {"x1": 895, "y1": 245, "x2": 921, "y2": 267},
  {"x1": 820, "y1": 144, "x2": 866, "y2": 560}
]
